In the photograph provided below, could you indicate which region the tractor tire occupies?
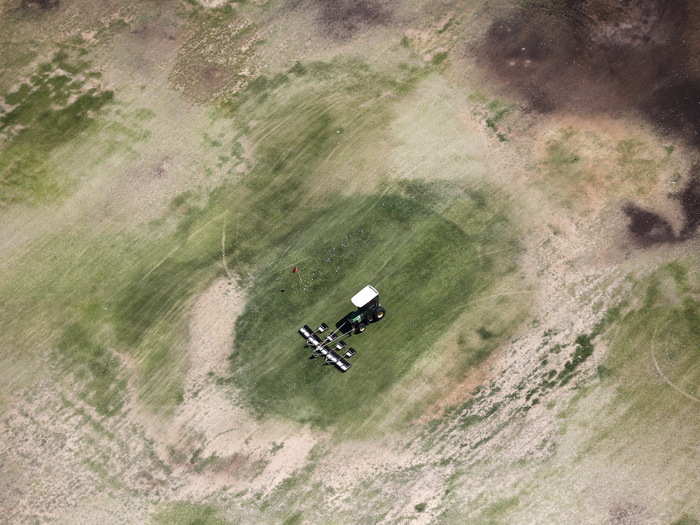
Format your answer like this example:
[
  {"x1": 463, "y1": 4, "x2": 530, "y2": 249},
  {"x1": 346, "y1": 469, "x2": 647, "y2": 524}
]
[
  {"x1": 375, "y1": 307, "x2": 385, "y2": 320},
  {"x1": 354, "y1": 322, "x2": 366, "y2": 334}
]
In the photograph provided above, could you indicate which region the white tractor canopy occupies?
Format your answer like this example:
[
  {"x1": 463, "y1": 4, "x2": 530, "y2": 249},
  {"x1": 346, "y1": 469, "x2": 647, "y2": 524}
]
[{"x1": 351, "y1": 285, "x2": 379, "y2": 308}]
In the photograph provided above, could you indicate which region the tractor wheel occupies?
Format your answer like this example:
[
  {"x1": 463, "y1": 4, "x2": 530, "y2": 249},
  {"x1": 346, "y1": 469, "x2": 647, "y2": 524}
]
[
  {"x1": 354, "y1": 322, "x2": 366, "y2": 334},
  {"x1": 375, "y1": 307, "x2": 385, "y2": 320}
]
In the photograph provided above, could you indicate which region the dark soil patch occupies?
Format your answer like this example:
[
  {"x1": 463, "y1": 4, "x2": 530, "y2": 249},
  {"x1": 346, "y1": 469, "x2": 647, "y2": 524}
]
[
  {"x1": 623, "y1": 169, "x2": 700, "y2": 245},
  {"x1": 22, "y1": 0, "x2": 59, "y2": 9},
  {"x1": 316, "y1": 0, "x2": 391, "y2": 40},
  {"x1": 678, "y1": 169, "x2": 700, "y2": 237},
  {"x1": 477, "y1": 0, "x2": 700, "y2": 142},
  {"x1": 623, "y1": 204, "x2": 676, "y2": 245}
]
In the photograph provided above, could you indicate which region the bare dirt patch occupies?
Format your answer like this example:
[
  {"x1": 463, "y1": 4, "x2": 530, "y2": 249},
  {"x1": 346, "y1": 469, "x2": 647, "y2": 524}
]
[{"x1": 186, "y1": 278, "x2": 242, "y2": 389}]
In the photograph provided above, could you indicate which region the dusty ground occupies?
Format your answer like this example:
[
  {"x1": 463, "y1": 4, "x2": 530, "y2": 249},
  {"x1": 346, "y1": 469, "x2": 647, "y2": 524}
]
[{"x1": 2, "y1": 0, "x2": 700, "y2": 524}]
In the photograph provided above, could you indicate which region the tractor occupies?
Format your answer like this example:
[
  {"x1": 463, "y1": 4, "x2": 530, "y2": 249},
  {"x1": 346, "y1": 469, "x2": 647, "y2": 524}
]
[{"x1": 297, "y1": 285, "x2": 386, "y2": 372}]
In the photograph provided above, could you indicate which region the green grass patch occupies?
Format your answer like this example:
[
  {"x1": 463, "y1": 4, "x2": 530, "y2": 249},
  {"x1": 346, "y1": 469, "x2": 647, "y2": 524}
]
[
  {"x1": 56, "y1": 323, "x2": 125, "y2": 416},
  {"x1": 229, "y1": 181, "x2": 517, "y2": 427},
  {"x1": 599, "y1": 260, "x2": 700, "y2": 425},
  {"x1": 0, "y1": 49, "x2": 113, "y2": 204}
]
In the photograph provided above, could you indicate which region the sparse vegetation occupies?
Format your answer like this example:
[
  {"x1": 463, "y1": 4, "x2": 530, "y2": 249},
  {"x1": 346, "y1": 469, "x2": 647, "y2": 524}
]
[
  {"x1": 671, "y1": 515, "x2": 700, "y2": 525},
  {"x1": 153, "y1": 502, "x2": 229, "y2": 525},
  {"x1": 431, "y1": 51, "x2": 448, "y2": 65},
  {"x1": 56, "y1": 323, "x2": 125, "y2": 416},
  {"x1": 544, "y1": 130, "x2": 580, "y2": 173}
]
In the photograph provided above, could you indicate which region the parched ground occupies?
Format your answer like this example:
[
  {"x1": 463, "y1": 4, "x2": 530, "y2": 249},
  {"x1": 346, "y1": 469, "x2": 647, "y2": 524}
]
[{"x1": 1, "y1": 0, "x2": 700, "y2": 524}]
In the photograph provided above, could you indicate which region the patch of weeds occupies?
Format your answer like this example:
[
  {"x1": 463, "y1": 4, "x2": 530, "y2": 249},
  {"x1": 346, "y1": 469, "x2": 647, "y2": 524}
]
[
  {"x1": 544, "y1": 129, "x2": 580, "y2": 174},
  {"x1": 437, "y1": 17, "x2": 455, "y2": 34},
  {"x1": 203, "y1": 132, "x2": 223, "y2": 148},
  {"x1": 590, "y1": 302, "x2": 626, "y2": 338},
  {"x1": 83, "y1": 458, "x2": 124, "y2": 490},
  {"x1": 397, "y1": 178, "x2": 445, "y2": 208},
  {"x1": 432, "y1": 51, "x2": 448, "y2": 65},
  {"x1": 484, "y1": 99, "x2": 512, "y2": 142},
  {"x1": 282, "y1": 512, "x2": 303, "y2": 525},
  {"x1": 170, "y1": 7, "x2": 258, "y2": 101},
  {"x1": 415, "y1": 502, "x2": 427, "y2": 512},
  {"x1": 400, "y1": 35, "x2": 410, "y2": 48},
  {"x1": 469, "y1": 421, "x2": 507, "y2": 449},
  {"x1": 471, "y1": 97, "x2": 513, "y2": 142},
  {"x1": 615, "y1": 138, "x2": 660, "y2": 185},
  {"x1": 56, "y1": 323, "x2": 125, "y2": 416},
  {"x1": 557, "y1": 334, "x2": 594, "y2": 386},
  {"x1": 289, "y1": 61, "x2": 306, "y2": 76},
  {"x1": 152, "y1": 502, "x2": 229, "y2": 525},
  {"x1": 60, "y1": 395, "x2": 115, "y2": 439},
  {"x1": 595, "y1": 365, "x2": 612, "y2": 380},
  {"x1": 481, "y1": 496, "x2": 519, "y2": 520},
  {"x1": 477, "y1": 326, "x2": 495, "y2": 339},
  {"x1": 193, "y1": 453, "x2": 220, "y2": 473},
  {"x1": 169, "y1": 190, "x2": 197, "y2": 211},
  {"x1": 0, "y1": 50, "x2": 113, "y2": 204},
  {"x1": 665, "y1": 261, "x2": 689, "y2": 294},
  {"x1": 461, "y1": 414, "x2": 484, "y2": 428},
  {"x1": 549, "y1": 343, "x2": 564, "y2": 354},
  {"x1": 671, "y1": 515, "x2": 700, "y2": 525}
]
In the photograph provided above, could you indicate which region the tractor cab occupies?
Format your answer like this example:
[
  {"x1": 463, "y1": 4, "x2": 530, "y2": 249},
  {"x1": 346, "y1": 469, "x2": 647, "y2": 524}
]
[{"x1": 336, "y1": 285, "x2": 386, "y2": 334}]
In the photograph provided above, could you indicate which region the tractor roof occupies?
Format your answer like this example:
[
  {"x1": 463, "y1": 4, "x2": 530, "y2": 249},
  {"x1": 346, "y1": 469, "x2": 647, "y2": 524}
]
[{"x1": 351, "y1": 285, "x2": 379, "y2": 308}]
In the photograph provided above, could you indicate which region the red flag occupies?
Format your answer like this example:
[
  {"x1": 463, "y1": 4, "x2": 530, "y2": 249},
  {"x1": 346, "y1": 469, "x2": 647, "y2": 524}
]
[{"x1": 292, "y1": 266, "x2": 299, "y2": 273}]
